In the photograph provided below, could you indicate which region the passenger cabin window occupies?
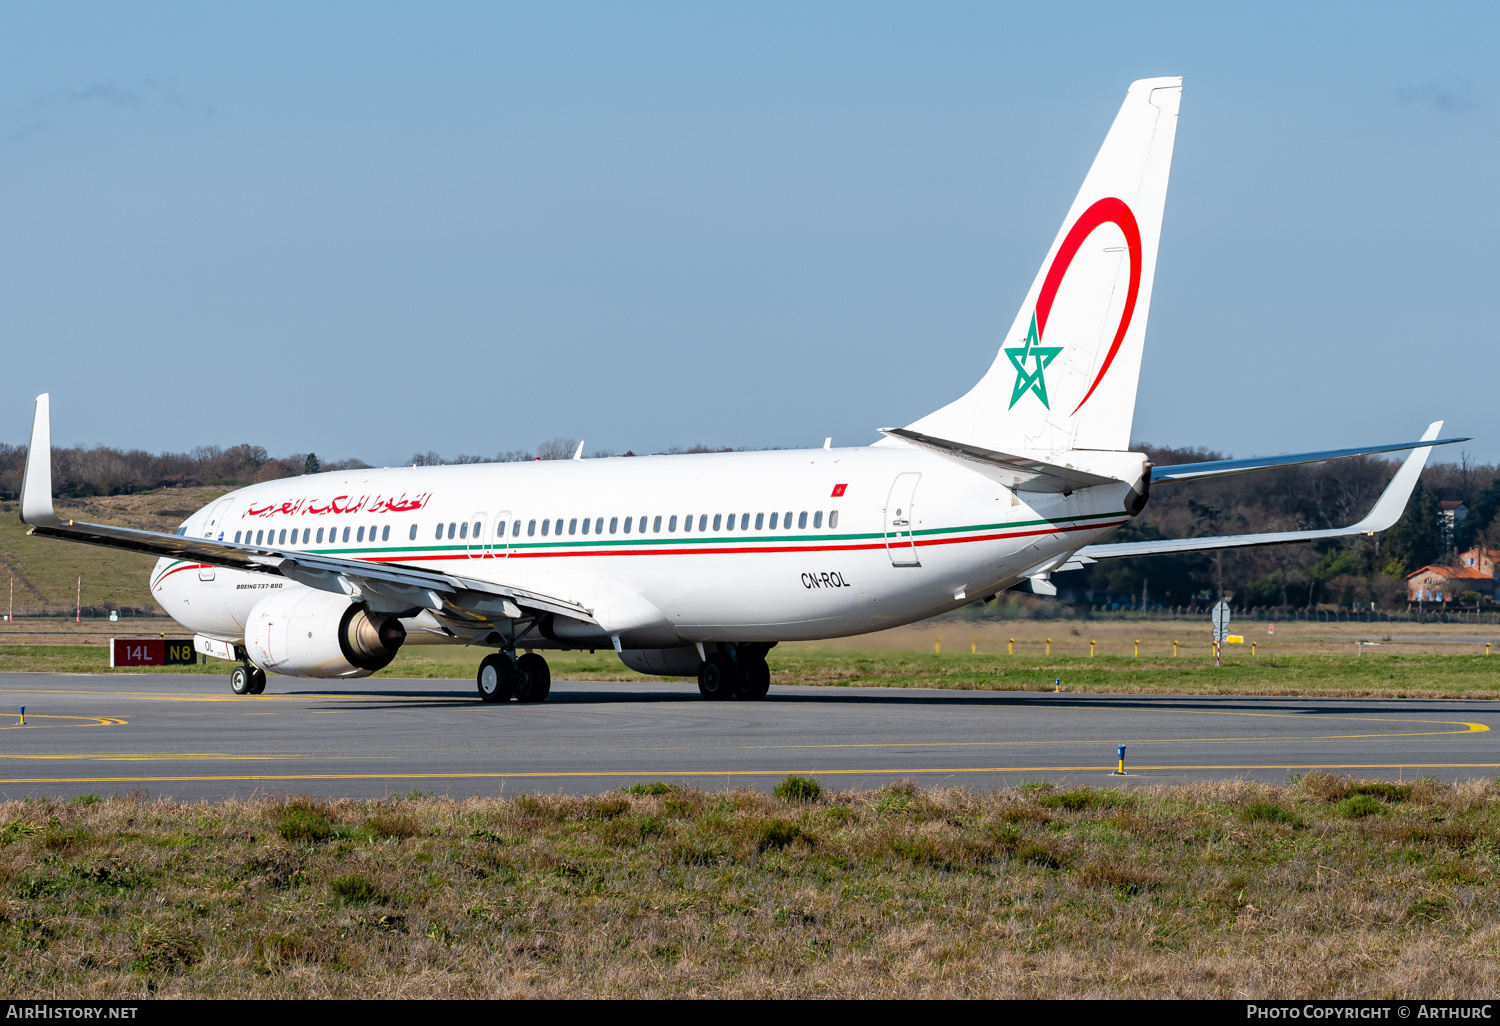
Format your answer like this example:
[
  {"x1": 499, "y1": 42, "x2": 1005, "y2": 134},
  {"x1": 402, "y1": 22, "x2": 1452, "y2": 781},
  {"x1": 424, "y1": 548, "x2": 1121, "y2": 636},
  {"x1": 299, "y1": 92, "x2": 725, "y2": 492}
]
[
  {"x1": 357, "y1": 527, "x2": 365, "y2": 542},
  {"x1": 343, "y1": 527, "x2": 351, "y2": 542},
  {"x1": 713, "y1": 514, "x2": 722, "y2": 531},
  {"x1": 527, "y1": 520, "x2": 537, "y2": 536},
  {"x1": 383, "y1": 525, "x2": 391, "y2": 542},
  {"x1": 435, "y1": 524, "x2": 443, "y2": 540},
  {"x1": 668, "y1": 515, "x2": 677, "y2": 532},
  {"x1": 769, "y1": 513, "x2": 778, "y2": 529},
  {"x1": 581, "y1": 518, "x2": 590, "y2": 535},
  {"x1": 653, "y1": 516, "x2": 662, "y2": 533},
  {"x1": 512, "y1": 520, "x2": 521, "y2": 536},
  {"x1": 829, "y1": 510, "x2": 839, "y2": 528},
  {"x1": 814, "y1": 511, "x2": 823, "y2": 528},
  {"x1": 785, "y1": 511, "x2": 793, "y2": 528},
  {"x1": 542, "y1": 520, "x2": 550, "y2": 536},
  {"x1": 798, "y1": 512, "x2": 808, "y2": 529},
  {"x1": 448, "y1": 522, "x2": 457, "y2": 540},
  {"x1": 698, "y1": 514, "x2": 707, "y2": 532},
  {"x1": 740, "y1": 513, "x2": 749, "y2": 530},
  {"x1": 594, "y1": 517, "x2": 603, "y2": 534},
  {"x1": 234, "y1": 531, "x2": 242, "y2": 543},
  {"x1": 496, "y1": 521, "x2": 506, "y2": 537},
  {"x1": 255, "y1": 530, "x2": 264, "y2": 545},
  {"x1": 610, "y1": 517, "x2": 618, "y2": 534},
  {"x1": 755, "y1": 513, "x2": 764, "y2": 529},
  {"x1": 408, "y1": 525, "x2": 416, "y2": 541},
  {"x1": 569, "y1": 518, "x2": 578, "y2": 535},
  {"x1": 279, "y1": 529, "x2": 287, "y2": 545},
  {"x1": 682, "y1": 514, "x2": 692, "y2": 533},
  {"x1": 459, "y1": 522, "x2": 468, "y2": 540},
  {"x1": 622, "y1": 517, "x2": 632, "y2": 534},
  {"x1": 554, "y1": 518, "x2": 563, "y2": 535}
]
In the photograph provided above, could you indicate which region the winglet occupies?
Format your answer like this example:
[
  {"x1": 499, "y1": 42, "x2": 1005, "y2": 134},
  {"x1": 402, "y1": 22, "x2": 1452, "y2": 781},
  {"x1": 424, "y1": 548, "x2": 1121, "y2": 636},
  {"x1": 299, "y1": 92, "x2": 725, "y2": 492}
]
[
  {"x1": 19, "y1": 394, "x2": 61, "y2": 528},
  {"x1": 1351, "y1": 420, "x2": 1442, "y2": 534},
  {"x1": 572, "y1": 440, "x2": 585, "y2": 461}
]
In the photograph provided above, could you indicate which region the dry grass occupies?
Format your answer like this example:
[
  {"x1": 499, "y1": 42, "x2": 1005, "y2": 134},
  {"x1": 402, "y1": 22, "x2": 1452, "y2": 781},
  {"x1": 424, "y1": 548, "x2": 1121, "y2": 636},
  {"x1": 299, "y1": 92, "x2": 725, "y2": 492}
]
[{"x1": 0, "y1": 776, "x2": 1497, "y2": 997}]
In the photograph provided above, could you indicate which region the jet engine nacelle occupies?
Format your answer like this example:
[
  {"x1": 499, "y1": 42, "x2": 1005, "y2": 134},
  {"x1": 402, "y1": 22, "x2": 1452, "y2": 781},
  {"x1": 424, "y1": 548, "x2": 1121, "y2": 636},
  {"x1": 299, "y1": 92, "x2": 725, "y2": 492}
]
[{"x1": 244, "y1": 587, "x2": 406, "y2": 678}]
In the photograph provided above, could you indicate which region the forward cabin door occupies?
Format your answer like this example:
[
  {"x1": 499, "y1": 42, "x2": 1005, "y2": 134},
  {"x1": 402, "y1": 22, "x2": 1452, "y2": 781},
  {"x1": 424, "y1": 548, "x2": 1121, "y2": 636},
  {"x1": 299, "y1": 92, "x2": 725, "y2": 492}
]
[
  {"x1": 203, "y1": 499, "x2": 234, "y2": 541},
  {"x1": 492, "y1": 510, "x2": 511, "y2": 559},
  {"x1": 467, "y1": 513, "x2": 487, "y2": 559},
  {"x1": 884, "y1": 473, "x2": 922, "y2": 567}
]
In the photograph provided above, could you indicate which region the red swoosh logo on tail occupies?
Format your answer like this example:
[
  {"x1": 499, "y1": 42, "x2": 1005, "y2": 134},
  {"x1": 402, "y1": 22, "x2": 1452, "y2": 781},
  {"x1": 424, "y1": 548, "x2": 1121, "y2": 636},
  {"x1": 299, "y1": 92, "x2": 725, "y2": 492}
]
[{"x1": 1032, "y1": 196, "x2": 1142, "y2": 416}]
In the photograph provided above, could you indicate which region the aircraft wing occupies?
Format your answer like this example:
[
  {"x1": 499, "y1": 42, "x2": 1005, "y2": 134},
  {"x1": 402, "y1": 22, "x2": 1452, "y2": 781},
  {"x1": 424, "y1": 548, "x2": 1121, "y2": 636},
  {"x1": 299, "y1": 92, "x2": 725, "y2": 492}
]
[
  {"x1": 17, "y1": 395, "x2": 593, "y2": 624},
  {"x1": 1077, "y1": 422, "x2": 1442, "y2": 561}
]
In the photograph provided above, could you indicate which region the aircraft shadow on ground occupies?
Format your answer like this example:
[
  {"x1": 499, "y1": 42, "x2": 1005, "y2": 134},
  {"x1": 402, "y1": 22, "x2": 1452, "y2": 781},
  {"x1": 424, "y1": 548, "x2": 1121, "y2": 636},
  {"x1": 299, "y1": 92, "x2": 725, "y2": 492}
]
[{"x1": 269, "y1": 683, "x2": 1489, "y2": 720}]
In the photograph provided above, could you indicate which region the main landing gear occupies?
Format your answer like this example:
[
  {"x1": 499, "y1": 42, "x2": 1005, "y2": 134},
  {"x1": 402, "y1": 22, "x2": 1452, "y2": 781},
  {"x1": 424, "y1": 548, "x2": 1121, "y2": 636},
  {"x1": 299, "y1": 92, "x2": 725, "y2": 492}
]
[
  {"x1": 698, "y1": 650, "x2": 770, "y2": 702},
  {"x1": 230, "y1": 664, "x2": 266, "y2": 696},
  {"x1": 477, "y1": 652, "x2": 552, "y2": 704}
]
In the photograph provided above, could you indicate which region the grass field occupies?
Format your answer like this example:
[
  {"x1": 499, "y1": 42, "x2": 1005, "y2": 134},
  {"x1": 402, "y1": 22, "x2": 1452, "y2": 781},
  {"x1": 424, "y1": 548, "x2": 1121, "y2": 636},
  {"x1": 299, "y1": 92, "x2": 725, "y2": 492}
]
[
  {"x1": 0, "y1": 490, "x2": 229, "y2": 615},
  {"x1": 0, "y1": 775, "x2": 1494, "y2": 997}
]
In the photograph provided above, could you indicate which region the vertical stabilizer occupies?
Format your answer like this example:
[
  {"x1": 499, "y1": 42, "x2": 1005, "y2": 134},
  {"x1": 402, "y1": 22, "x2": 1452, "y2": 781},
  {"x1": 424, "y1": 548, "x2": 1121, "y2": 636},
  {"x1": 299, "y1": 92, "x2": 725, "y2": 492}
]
[{"x1": 902, "y1": 77, "x2": 1181, "y2": 455}]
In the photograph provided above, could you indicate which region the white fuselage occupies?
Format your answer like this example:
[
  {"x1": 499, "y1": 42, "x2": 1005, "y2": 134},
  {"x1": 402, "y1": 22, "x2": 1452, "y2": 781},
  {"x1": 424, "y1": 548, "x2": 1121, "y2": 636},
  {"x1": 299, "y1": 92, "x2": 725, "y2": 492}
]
[{"x1": 150, "y1": 444, "x2": 1138, "y2": 655}]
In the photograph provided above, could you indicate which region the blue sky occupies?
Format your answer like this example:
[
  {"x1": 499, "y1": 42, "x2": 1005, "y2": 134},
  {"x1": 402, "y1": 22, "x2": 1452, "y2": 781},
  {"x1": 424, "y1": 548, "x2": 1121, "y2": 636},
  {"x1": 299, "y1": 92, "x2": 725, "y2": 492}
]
[{"x1": 0, "y1": 2, "x2": 1495, "y2": 464}]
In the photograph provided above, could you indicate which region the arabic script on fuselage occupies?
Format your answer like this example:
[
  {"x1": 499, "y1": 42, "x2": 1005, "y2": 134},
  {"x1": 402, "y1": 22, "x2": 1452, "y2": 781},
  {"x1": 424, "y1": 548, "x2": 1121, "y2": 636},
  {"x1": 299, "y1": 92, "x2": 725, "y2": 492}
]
[{"x1": 243, "y1": 492, "x2": 432, "y2": 519}]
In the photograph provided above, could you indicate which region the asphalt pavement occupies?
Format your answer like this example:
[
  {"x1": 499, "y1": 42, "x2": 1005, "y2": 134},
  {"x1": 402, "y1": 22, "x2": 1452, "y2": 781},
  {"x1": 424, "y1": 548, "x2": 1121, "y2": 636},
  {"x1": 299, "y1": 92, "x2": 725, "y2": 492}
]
[{"x1": 0, "y1": 672, "x2": 1493, "y2": 800}]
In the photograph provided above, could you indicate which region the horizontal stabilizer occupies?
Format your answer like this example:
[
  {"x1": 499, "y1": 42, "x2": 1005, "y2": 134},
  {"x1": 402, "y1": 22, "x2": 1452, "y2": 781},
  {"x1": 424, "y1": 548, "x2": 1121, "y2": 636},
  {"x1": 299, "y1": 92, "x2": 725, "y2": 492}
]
[
  {"x1": 879, "y1": 427, "x2": 1120, "y2": 493},
  {"x1": 1078, "y1": 422, "x2": 1443, "y2": 561},
  {"x1": 1151, "y1": 426, "x2": 1464, "y2": 483}
]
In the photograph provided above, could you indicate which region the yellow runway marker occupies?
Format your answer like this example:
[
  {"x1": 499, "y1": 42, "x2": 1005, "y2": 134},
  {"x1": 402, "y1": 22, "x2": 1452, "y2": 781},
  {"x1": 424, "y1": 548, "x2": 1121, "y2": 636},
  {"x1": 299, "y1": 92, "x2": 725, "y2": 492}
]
[
  {"x1": 0, "y1": 752, "x2": 306, "y2": 762},
  {"x1": 2, "y1": 763, "x2": 1500, "y2": 786},
  {"x1": 0, "y1": 715, "x2": 126, "y2": 730}
]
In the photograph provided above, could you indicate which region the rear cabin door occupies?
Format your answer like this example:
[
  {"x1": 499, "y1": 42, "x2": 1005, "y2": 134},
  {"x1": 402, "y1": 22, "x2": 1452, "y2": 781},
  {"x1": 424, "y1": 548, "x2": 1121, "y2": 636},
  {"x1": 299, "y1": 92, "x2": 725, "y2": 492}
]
[{"x1": 884, "y1": 473, "x2": 922, "y2": 567}]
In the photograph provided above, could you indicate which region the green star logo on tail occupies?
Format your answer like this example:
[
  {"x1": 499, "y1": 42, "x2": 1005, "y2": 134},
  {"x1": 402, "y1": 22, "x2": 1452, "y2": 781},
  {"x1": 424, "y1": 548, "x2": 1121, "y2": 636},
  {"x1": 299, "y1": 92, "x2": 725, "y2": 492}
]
[{"x1": 1005, "y1": 312, "x2": 1062, "y2": 409}]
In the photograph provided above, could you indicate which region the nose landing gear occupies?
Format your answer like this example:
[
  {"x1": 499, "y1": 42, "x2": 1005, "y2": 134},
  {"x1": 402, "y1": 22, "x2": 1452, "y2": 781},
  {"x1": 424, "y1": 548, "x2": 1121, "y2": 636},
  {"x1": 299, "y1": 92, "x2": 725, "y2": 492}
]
[{"x1": 230, "y1": 664, "x2": 266, "y2": 696}]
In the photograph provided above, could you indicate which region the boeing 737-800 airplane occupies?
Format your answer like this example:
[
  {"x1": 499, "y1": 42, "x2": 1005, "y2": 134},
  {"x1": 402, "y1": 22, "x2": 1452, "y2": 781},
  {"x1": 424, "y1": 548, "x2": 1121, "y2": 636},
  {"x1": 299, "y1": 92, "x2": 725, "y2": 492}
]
[{"x1": 16, "y1": 78, "x2": 1461, "y2": 701}]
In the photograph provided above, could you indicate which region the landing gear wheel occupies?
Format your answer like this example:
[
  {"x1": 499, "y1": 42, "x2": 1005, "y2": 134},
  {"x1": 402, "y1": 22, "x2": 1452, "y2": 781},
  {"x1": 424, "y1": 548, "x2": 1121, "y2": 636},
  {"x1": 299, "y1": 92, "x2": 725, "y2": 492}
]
[
  {"x1": 735, "y1": 656, "x2": 770, "y2": 701},
  {"x1": 697, "y1": 653, "x2": 735, "y2": 701},
  {"x1": 230, "y1": 665, "x2": 265, "y2": 696},
  {"x1": 477, "y1": 654, "x2": 517, "y2": 703},
  {"x1": 514, "y1": 653, "x2": 551, "y2": 703}
]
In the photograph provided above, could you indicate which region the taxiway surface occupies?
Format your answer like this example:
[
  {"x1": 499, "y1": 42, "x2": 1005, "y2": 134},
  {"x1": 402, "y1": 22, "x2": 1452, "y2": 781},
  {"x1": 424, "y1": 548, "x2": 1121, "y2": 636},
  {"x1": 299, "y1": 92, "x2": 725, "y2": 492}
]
[{"x1": 0, "y1": 672, "x2": 1493, "y2": 800}]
